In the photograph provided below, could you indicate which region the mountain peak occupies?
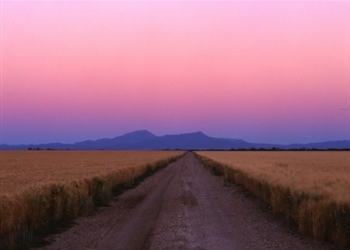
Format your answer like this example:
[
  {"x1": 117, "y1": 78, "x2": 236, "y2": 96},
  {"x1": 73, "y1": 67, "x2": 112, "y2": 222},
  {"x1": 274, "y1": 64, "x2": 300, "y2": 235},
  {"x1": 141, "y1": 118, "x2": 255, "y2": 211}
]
[
  {"x1": 193, "y1": 131, "x2": 206, "y2": 136},
  {"x1": 185, "y1": 131, "x2": 208, "y2": 137},
  {"x1": 176, "y1": 131, "x2": 207, "y2": 136},
  {"x1": 112, "y1": 130, "x2": 156, "y2": 143},
  {"x1": 123, "y1": 130, "x2": 155, "y2": 137}
]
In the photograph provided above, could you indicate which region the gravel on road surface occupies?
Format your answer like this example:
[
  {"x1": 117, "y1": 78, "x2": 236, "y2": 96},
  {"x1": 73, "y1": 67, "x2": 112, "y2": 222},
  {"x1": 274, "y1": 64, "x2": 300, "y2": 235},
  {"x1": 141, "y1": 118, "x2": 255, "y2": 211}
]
[{"x1": 35, "y1": 152, "x2": 336, "y2": 250}]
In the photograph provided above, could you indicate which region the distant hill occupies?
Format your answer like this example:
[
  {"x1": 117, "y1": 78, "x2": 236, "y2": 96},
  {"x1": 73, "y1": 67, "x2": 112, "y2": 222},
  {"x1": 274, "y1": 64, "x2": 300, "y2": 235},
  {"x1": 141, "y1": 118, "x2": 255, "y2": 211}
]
[
  {"x1": 284, "y1": 140, "x2": 350, "y2": 150},
  {"x1": 1, "y1": 130, "x2": 349, "y2": 150},
  {"x1": 72, "y1": 130, "x2": 157, "y2": 150}
]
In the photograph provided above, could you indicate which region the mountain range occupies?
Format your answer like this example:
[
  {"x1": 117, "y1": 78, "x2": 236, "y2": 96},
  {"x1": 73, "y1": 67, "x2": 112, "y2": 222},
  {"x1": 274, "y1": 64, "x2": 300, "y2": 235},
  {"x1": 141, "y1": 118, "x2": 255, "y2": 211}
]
[{"x1": 1, "y1": 130, "x2": 349, "y2": 150}]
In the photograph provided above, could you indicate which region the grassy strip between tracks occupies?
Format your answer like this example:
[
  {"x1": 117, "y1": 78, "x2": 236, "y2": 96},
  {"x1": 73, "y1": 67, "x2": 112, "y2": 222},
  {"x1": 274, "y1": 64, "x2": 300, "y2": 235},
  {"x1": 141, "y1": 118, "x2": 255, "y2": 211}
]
[{"x1": 195, "y1": 151, "x2": 350, "y2": 248}]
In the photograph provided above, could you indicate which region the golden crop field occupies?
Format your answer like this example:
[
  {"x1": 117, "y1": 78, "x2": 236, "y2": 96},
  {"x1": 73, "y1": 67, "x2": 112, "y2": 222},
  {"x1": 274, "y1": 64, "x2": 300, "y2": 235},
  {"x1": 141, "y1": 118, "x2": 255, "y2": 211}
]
[
  {"x1": 0, "y1": 150, "x2": 183, "y2": 197},
  {"x1": 0, "y1": 150, "x2": 183, "y2": 248},
  {"x1": 195, "y1": 151, "x2": 350, "y2": 247},
  {"x1": 196, "y1": 151, "x2": 350, "y2": 202}
]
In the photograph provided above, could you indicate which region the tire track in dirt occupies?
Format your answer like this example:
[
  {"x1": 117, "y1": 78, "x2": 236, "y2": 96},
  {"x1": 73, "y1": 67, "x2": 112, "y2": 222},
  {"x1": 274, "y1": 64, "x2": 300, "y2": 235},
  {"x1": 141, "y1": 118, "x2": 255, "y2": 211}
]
[
  {"x1": 97, "y1": 159, "x2": 178, "y2": 250},
  {"x1": 37, "y1": 153, "x2": 336, "y2": 250}
]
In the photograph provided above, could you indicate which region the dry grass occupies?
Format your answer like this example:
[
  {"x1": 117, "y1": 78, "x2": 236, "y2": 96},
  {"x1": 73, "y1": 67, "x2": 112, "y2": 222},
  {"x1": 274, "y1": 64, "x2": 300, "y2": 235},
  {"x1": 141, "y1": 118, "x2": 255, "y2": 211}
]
[
  {"x1": 0, "y1": 150, "x2": 183, "y2": 249},
  {"x1": 195, "y1": 151, "x2": 350, "y2": 247}
]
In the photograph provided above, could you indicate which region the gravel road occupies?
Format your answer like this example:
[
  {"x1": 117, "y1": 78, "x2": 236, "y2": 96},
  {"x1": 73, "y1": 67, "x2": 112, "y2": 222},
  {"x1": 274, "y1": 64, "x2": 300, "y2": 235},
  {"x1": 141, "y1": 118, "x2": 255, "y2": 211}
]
[{"x1": 35, "y1": 152, "x2": 336, "y2": 250}]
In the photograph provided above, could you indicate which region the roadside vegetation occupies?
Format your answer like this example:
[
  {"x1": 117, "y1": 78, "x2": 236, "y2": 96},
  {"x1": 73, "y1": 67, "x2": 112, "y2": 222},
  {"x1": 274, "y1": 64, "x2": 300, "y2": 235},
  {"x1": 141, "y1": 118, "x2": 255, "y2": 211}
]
[
  {"x1": 195, "y1": 151, "x2": 350, "y2": 248},
  {"x1": 0, "y1": 150, "x2": 184, "y2": 249}
]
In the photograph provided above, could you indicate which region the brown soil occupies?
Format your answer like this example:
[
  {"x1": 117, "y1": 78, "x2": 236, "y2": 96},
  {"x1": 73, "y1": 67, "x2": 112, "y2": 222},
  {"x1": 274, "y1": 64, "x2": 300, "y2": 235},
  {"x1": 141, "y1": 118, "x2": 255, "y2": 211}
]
[{"x1": 33, "y1": 152, "x2": 337, "y2": 250}]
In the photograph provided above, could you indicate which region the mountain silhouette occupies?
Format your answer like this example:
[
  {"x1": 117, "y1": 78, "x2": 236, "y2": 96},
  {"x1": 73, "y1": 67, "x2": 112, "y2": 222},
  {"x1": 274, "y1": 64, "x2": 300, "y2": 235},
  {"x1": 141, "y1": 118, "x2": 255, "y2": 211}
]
[
  {"x1": 134, "y1": 131, "x2": 244, "y2": 150},
  {"x1": 1, "y1": 130, "x2": 349, "y2": 150},
  {"x1": 72, "y1": 130, "x2": 156, "y2": 149}
]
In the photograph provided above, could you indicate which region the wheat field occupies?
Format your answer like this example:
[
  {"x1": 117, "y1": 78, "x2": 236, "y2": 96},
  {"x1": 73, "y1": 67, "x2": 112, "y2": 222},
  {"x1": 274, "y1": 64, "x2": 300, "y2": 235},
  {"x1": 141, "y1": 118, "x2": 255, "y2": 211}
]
[
  {"x1": 0, "y1": 150, "x2": 183, "y2": 248},
  {"x1": 196, "y1": 151, "x2": 350, "y2": 202},
  {"x1": 0, "y1": 150, "x2": 183, "y2": 197},
  {"x1": 196, "y1": 151, "x2": 350, "y2": 247}
]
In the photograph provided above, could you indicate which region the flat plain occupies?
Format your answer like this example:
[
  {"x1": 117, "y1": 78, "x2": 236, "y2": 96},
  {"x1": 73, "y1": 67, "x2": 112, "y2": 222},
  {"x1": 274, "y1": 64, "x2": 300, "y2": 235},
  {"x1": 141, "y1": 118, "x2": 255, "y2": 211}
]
[
  {"x1": 0, "y1": 150, "x2": 183, "y2": 248},
  {"x1": 0, "y1": 150, "x2": 183, "y2": 197},
  {"x1": 35, "y1": 153, "x2": 335, "y2": 250},
  {"x1": 195, "y1": 151, "x2": 350, "y2": 247},
  {"x1": 1, "y1": 150, "x2": 348, "y2": 249},
  {"x1": 196, "y1": 151, "x2": 350, "y2": 202}
]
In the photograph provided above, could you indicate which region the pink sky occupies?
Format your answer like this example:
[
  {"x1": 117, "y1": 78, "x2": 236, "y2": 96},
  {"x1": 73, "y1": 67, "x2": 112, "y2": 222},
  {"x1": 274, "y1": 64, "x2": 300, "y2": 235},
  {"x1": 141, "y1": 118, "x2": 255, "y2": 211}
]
[{"x1": 1, "y1": 1, "x2": 349, "y2": 144}]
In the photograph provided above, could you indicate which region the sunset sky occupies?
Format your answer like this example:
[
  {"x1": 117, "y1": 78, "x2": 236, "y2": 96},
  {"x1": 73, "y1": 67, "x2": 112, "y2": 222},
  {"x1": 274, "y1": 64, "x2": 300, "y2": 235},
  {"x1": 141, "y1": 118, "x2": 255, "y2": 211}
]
[{"x1": 1, "y1": 1, "x2": 349, "y2": 145}]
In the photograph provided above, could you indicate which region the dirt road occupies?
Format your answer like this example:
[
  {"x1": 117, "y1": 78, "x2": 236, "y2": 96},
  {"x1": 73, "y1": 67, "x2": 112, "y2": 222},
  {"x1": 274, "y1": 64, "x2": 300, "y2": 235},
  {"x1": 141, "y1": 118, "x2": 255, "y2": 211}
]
[{"x1": 36, "y1": 153, "x2": 335, "y2": 250}]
